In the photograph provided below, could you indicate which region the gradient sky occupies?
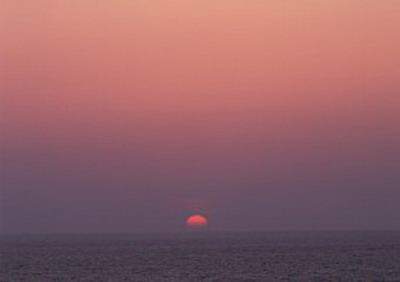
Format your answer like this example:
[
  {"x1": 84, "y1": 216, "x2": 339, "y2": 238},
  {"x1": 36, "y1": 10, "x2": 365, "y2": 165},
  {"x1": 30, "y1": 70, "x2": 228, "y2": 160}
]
[{"x1": 2, "y1": 1, "x2": 400, "y2": 233}]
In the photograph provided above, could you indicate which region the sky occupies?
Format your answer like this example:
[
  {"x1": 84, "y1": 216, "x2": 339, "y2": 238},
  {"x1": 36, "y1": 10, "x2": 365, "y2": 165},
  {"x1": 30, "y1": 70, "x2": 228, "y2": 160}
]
[{"x1": 1, "y1": 1, "x2": 400, "y2": 233}]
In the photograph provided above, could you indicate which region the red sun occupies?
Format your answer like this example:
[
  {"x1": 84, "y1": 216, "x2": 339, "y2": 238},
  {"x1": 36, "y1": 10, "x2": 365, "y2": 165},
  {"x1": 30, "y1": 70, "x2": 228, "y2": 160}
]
[{"x1": 186, "y1": 214, "x2": 208, "y2": 229}]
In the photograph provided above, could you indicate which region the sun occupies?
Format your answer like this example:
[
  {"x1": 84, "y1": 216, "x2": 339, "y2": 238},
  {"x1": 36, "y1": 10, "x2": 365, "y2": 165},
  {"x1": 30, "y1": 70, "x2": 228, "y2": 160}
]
[{"x1": 186, "y1": 214, "x2": 208, "y2": 229}]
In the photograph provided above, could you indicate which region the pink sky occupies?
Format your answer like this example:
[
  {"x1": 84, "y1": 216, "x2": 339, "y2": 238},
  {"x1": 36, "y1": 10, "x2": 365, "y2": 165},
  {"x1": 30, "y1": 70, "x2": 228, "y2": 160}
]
[{"x1": 2, "y1": 1, "x2": 400, "y2": 233}]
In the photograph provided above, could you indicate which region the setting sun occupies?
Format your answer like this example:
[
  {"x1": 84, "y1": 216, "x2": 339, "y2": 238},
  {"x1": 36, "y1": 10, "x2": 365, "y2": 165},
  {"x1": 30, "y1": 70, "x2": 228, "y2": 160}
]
[{"x1": 186, "y1": 215, "x2": 208, "y2": 229}]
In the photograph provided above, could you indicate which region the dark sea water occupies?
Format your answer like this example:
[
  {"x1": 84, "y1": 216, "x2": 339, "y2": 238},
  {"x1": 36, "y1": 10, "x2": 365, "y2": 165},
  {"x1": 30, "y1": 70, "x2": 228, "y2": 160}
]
[{"x1": 1, "y1": 231, "x2": 400, "y2": 281}]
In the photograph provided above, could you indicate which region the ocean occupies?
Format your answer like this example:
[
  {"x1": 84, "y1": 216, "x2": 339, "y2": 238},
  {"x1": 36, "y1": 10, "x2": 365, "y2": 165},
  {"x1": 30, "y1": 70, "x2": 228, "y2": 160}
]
[{"x1": 1, "y1": 231, "x2": 399, "y2": 281}]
